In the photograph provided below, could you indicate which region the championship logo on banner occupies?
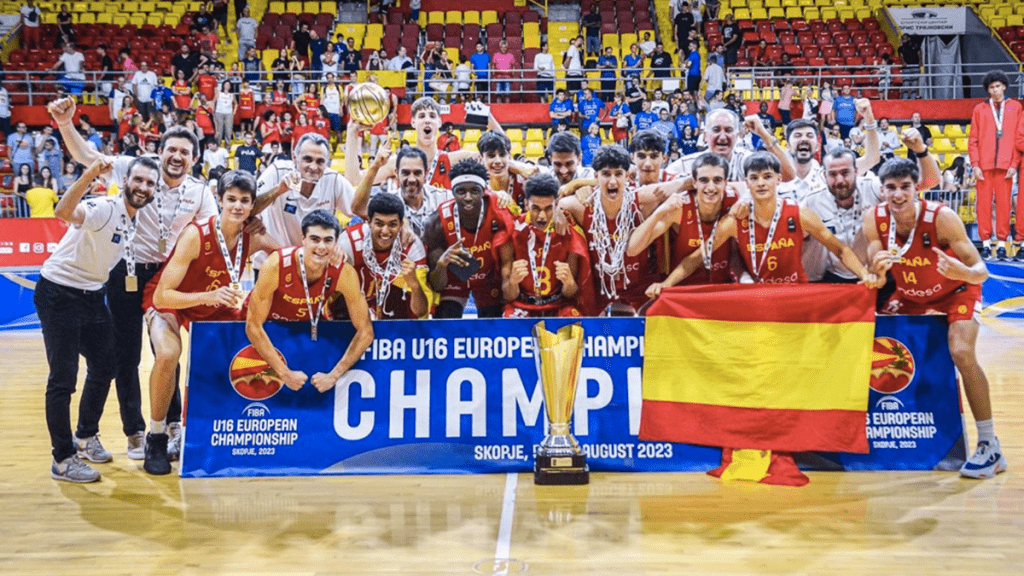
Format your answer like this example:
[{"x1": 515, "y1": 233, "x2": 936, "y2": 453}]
[
  {"x1": 888, "y1": 7, "x2": 967, "y2": 35},
  {"x1": 183, "y1": 316, "x2": 966, "y2": 478}
]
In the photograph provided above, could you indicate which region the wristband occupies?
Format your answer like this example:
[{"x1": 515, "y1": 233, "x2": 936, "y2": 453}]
[
  {"x1": 914, "y1": 149, "x2": 930, "y2": 158},
  {"x1": 863, "y1": 122, "x2": 877, "y2": 131}
]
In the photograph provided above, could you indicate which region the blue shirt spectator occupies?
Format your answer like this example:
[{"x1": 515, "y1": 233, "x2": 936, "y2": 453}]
[
  {"x1": 634, "y1": 106, "x2": 658, "y2": 132},
  {"x1": 598, "y1": 52, "x2": 618, "y2": 81},
  {"x1": 470, "y1": 49, "x2": 490, "y2": 80},
  {"x1": 623, "y1": 47, "x2": 644, "y2": 78},
  {"x1": 549, "y1": 90, "x2": 574, "y2": 128},
  {"x1": 675, "y1": 112, "x2": 698, "y2": 135},
  {"x1": 650, "y1": 111, "x2": 679, "y2": 146},
  {"x1": 833, "y1": 92, "x2": 857, "y2": 127},
  {"x1": 577, "y1": 90, "x2": 605, "y2": 130},
  {"x1": 581, "y1": 129, "x2": 602, "y2": 167}
]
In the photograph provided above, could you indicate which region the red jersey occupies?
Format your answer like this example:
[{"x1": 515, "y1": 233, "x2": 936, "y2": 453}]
[
  {"x1": 581, "y1": 196, "x2": 658, "y2": 311},
  {"x1": 264, "y1": 246, "x2": 344, "y2": 321},
  {"x1": 291, "y1": 124, "x2": 314, "y2": 148},
  {"x1": 736, "y1": 200, "x2": 808, "y2": 284},
  {"x1": 504, "y1": 216, "x2": 588, "y2": 317},
  {"x1": 260, "y1": 120, "x2": 280, "y2": 143},
  {"x1": 143, "y1": 216, "x2": 250, "y2": 327},
  {"x1": 334, "y1": 223, "x2": 427, "y2": 320},
  {"x1": 671, "y1": 189, "x2": 739, "y2": 285},
  {"x1": 195, "y1": 106, "x2": 215, "y2": 135},
  {"x1": 297, "y1": 94, "x2": 320, "y2": 118},
  {"x1": 428, "y1": 150, "x2": 453, "y2": 189},
  {"x1": 437, "y1": 133, "x2": 461, "y2": 153},
  {"x1": 270, "y1": 90, "x2": 289, "y2": 117},
  {"x1": 312, "y1": 116, "x2": 330, "y2": 139},
  {"x1": 196, "y1": 74, "x2": 217, "y2": 102},
  {"x1": 237, "y1": 89, "x2": 256, "y2": 119},
  {"x1": 438, "y1": 193, "x2": 514, "y2": 307},
  {"x1": 173, "y1": 79, "x2": 192, "y2": 110},
  {"x1": 873, "y1": 200, "x2": 965, "y2": 304},
  {"x1": 279, "y1": 119, "x2": 294, "y2": 142}
]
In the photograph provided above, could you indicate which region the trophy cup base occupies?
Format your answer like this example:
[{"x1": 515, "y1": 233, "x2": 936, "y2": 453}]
[{"x1": 534, "y1": 455, "x2": 589, "y2": 485}]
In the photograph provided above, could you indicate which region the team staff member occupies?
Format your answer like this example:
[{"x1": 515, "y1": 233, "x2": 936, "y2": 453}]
[
  {"x1": 423, "y1": 159, "x2": 516, "y2": 318},
  {"x1": 864, "y1": 158, "x2": 1006, "y2": 479},
  {"x1": 336, "y1": 194, "x2": 430, "y2": 320},
  {"x1": 36, "y1": 156, "x2": 159, "y2": 482},
  {"x1": 500, "y1": 173, "x2": 589, "y2": 317},
  {"x1": 245, "y1": 210, "x2": 373, "y2": 393},
  {"x1": 651, "y1": 152, "x2": 881, "y2": 290},
  {"x1": 141, "y1": 171, "x2": 278, "y2": 475},
  {"x1": 49, "y1": 97, "x2": 217, "y2": 461}
]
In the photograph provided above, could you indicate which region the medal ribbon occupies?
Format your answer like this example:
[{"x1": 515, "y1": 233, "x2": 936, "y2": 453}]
[
  {"x1": 748, "y1": 199, "x2": 783, "y2": 280},
  {"x1": 297, "y1": 249, "x2": 330, "y2": 339},
  {"x1": 213, "y1": 217, "x2": 245, "y2": 286}
]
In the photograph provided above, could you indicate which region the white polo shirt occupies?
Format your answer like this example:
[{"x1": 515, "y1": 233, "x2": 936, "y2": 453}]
[
  {"x1": 778, "y1": 160, "x2": 828, "y2": 204},
  {"x1": 256, "y1": 159, "x2": 355, "y2": 248},
  {"x1": 801, "y1": 171, "x2": 882, "y2": 281},
  {"x1": 666, "y1": 146, "x2": 753, "y2": 182},
  {"x1": 41, "y1": 197, "x2": 135, "y2": 291},
  {"x1": 374, "y1": 180, "x2": 451, "y2": 238},
  {"x1": 112, "y1": 155, "x2": 219, "y2": 264}
]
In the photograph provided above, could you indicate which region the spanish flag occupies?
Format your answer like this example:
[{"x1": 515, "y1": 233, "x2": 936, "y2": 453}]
[{"x1": 640, "y1": 284, "x2": 875, "y2": 483}]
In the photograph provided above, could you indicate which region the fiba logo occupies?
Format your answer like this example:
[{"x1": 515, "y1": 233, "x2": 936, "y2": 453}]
[
  {"x1": 870, "y1": 337, "x2": 915, "y2": 394},
  {"x1": 228, "y1": 345, "x2": 287, "y2": 401}
]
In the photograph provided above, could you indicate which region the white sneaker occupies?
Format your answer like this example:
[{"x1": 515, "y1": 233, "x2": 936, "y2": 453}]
[
  {"x1": 167, "y1": 422, "x2": 183, "y2": 462},
  {"x1": 960, "y1": 438, "x2": 1008, "y2": 479},
  {"x1": 52, "y1": 455, "x2": 101, "y2": 483},
  {"x1": 75, "y1": 434, "x2": 112, "y2": 463},
  {"x1": 126, "y1": 431, "x2": 146, "y2": 461}
]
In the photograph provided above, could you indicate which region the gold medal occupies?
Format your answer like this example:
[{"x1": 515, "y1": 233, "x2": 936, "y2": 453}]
[
  {"x1": 125, "y1": 275, "x2": 138, "y2": 292},
  {"x1": 311, "y1": 324, "x2": 318, "y2": 342},
  {"x1": 158, "y1": 238, "x2": 167, "y2": 254}
]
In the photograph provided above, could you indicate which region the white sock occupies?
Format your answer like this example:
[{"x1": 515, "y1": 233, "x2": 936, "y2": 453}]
[
  {"x1": 151, "y1": 419, "x2": 166, "y2": 435},
  {"x1": 984, "y1": 239, "x2": 992, "y2": 248},
  {"x1": 976, "y1": 419, "x2": 995, "y2": 445}
]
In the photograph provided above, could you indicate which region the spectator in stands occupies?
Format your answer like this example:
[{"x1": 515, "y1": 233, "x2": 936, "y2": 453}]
[
  {"x1": 118, "y1": 47, "x2": 137, "y2": 73},
  {"x1": 94, "y1": 44, "x2": 115, "y2": 102},
  {"x1": 26, "y1": 171, "x2": 58, "y2": 217},
  {"x1": 132, "y1": 61, "x2": 159, "y2": 120},
  {"x1": 191, "y1": 2, "x2": 212, "y2": 33},
  {"x1": 211, "y1": 0, "x2": 230, "y2": 41},
  {"x1": 51, "y1": 42, "x2": 85, "y2": 96},
  {"x1": 876, "y1": 54, "x2": 893, "y2": 100},
  {"x1": 470, "y1": 42, "x2": 491, "y2": 102},
  {"x1": 235, "y1": 6, "x2": 258, "y2": 62},
  {"x1": 701, "y1": 54, "x2": 724, "y2": 101},
  {"x1": 367, "y1": 50, "x2": 384, "y2": 71},
  {"x1": 679, "y1": 124, "x2": 699, "y2": 154},
  {"x1": 610, "y1": 93, "x2": 631, "y2": 146},
  {"x1": 240, "y1": 47, "x2": 262, "y2": 83},
  {"x1": 409, "y1": 0, "x2": 421, "y2": 23},
  {"x1": 876, "y1": 117, "x2": 901, "y2": 160},
  {"x1": 8, "y1": 122, "x2": 35, "y2": 175},
  {"x1": 549, "y1": 88, "x2": 574, "y2": 133},
  {"x1": 597, "y1": 47, "x2": 618, "y2": 102},
  {"x1": 777, "y1": 78, "x2": 794, "y2": 125},
  {"x1": 20, "y1": 0, "x2": 41, "y2": 50},
  {"x1": 624, "y1": 43, "x2": 644, "y2": 79},
  {"x1": 638, "y1": 32, "x2": 655, "y2": 56},
  {"x1": 898, "y1": 34, "x2": 922, "y2": 99},
  {"x1": 831, "y1": 84, "x2": 857, "y2": 140},
  {"x1": 582, "y1": 4, "x2": 602, "y2": 58},
  {"x1": 649, "y1": 88, "x2": 669, "y2": 115},
  {"x1": 634, "y1": 100, "x2": 657, "y2": 132},
  {"x1": 909, "y1": 112, "x2": 933, "y2": 147},
  {"x1": 674, "y1": 3, "x2": 695, "y2": 52},
  {"x1": 438, "y1": 122, "x2": 460, "y2": 153},
  {"x1": 564, "y1": 36, "x2": 584, "y2": 94},
  {"x1": 581, "y1": 122, "x2": 601, "y2": 167},
  {"x1": 196, "y1": 25, "x2": 220, "y2": 60},
  {"x1": 752, "y1": 101, "x2": 776, "y2": 150},
  {"x1": 452, "y1": 54, "x2": 471, "y2": 103},
  {"x1": 683, "y1": 40, "x2": 702, "y2": 95},
  {"x1": 309, "y1": 30, "x2": 328, "y2": 73},
  {"x1": 12, "y1": 163, "x2": 32, "y2": 216},
  {"x1": 578, "y1": 87, "x2": 606, "y2": 133},
  {"x1": 651, "y1": 108, "x2": 679, "y2": 144},
  {"x1": 57, "y1": 4, "x2": 74, "y2": 45},
  {"x1": 704, "y1": 0, "x2": 721, "y2": 25},
  {"x1": 58, "y1": 161, "x2": 78, "y2": 192},
  {"x1": 721, "y1": 14, "x2": 740, "y2": 67},
  {"x1": 203, "y1": 138, "x2": 228, "y2": 175},
  {"x1": 650, "y1": 44, "x2": 673, "y2": 89},
  {"x1": 625, "y1": 75, "x2": 646, "y2": 114},
  {"x1": 213, "y1": 80, "x2": 236, "y2": 146},
  {"x1": 492, "y1": 40, "x2": 515, "y2": 104},
  {"x1": 37, "y1": 138, "x2": 62, "y2": 178},
  {"x1": 292, "y1": 21, "x2": 311, "y2": 61},
  {"x1": 534, "y1": 43, "x2": 555, "y2": 101},
  {"x1": 389, "y1": 46, "x2": 412, "y2": 72},
  {"x1": 235, "y1": 131, "x2": 260, "y2": 174}
]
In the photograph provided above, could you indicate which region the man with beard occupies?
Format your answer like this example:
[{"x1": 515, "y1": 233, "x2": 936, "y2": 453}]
[
  {"x1": 666, "y1": 109, "x2": 795, "y2": 183},
  {"x1": 779, "y1": 99, "x2": 880, "y2": 204},
  {"x1": 245, "y1": 209, "x2": 373, "y2": 393},
  {"x1": 36, "y1": 156, "x2": 158, "y2": 482},
  {"x1": 253, "y1": 132, "x2": 356, "y2": 262},
  {"x1": 336, "y1": 193, "x2": 429, "y2": 320},
  {"x1": 422, "y1": 159, "x2": 516, "y2": 318},
  {"x1": 629, "y1": 153, "x2": 740, "y2": 291},
  {"x1": 500, "y1": 173, "x2": 589, "y2": 317},
  {"x1": 141, "y1": 171, "x2": 278, "y2": 475},
  {"x1": 348, "y1": 97, "x2": 491, "y2": 190},
  {"x1": 651, "y1": 152, "x2": 881, "y2": 288},
  {"x1": 863, "y1": 158, "x2": 1005, "y2": 479},
  {"x1": 49, "y1": 97, "x2": 216, "y2": 462},
  {"x1": 559, "y1": 145, "x2": 667, "y2": 315},
  {"x1": 351, "y1": 145, "x2": 452, "y2": 238},
  {"x1": 800, "y1": 128, "x2": 938, "y2": 282}
]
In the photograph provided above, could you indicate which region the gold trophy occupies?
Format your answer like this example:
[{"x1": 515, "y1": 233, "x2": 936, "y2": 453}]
[{"x1": 532, "y1": 321, "x2": 589, "y2": 485}]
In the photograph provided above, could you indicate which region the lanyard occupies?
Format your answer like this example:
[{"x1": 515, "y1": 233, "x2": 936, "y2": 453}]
[
  {"x1": 122, "y1": 211, "x2": 139, "y2": 283},
  {"x1": 360, "y1": 223, "x2": 404, "y2": 317},
  {"x1": 213, "y1": 217, "x2": 244, "y2": 288},
  {"x1": 154, "y1": 183, "x2": 183, "y2": 255},
  {"x1": 695, "y1": 206, "x2": 720, "y2": 271},
  {"x1": 527, "y1": 225, "x2": 553, "y2": 295},
  {"x1": 297, "y1": 249, "x2": 330, "y2": 341},
  {"x1": 748, "y1": 199, "x2": 783, "y2": 280},
  {"x1": 452, "y1": 195, "x2": 487, "y2": 249},
  {"x1": 887, "y1": 202, "x2": 920, "y2": 263},
  {"x1": 990, "y1": 99, "x2": 1005, "y2": 138}
]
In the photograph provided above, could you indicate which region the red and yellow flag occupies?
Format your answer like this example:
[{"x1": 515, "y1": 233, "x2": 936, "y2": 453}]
[{"x1": 640, "y1": 284, "x2": 875, "y2": 456}]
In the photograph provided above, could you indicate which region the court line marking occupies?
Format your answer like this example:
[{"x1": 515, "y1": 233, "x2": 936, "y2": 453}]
[{"x1": 494, "y1": 472, "x2": 519, "y2": 575}]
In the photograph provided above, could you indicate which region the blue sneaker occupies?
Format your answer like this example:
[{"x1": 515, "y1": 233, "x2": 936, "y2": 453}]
[
  {"x1": 996, "y1": 246, "x2": 1007, "y2": 261},
  {"x1": 960, "y1": 438, "x2": 1007, "y2": 479},
  {"x1": 981, "y1": 246, "x2": 992, "y2": 260}
]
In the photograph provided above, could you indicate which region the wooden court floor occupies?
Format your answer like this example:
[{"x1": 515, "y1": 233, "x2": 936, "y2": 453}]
[{"x1": 1, "y1": 318, "x2": 1022, "y2": 576}]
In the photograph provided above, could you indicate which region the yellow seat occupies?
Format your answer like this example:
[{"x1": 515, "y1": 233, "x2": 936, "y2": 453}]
[
  {"x1": 95, "y1": 11, "x2": 112, "y2": 23},
  {"x1": 112, "y1": 13, "x2": 128, "y2": 25},
  {"x1": 510, "y1": 141, "x2": 523, "y2": 156},
  {"x1": 363, "y1": 36, "x2": 382, "y2": 50},
  {"x1": 463, "y1": 10, "x2": 480, "y2": 25},
  {"x1": 128, "y1": 13, "x2": 145, "y2": 26},
  {"x1": 526, "y1": 128, "x2": 545, "y2": 142},
  {"x1": 268, "y1": 1, "x2": 285, "y2": 13},
  {"x1": 764, "y1": 0, "x2": 780, "y2": 7},
  {"x1": 303, "y1": 1, "x2": 319, "y2": 14},
  {"x1": 72, "y1": 1, "x2": 88, "y2": 11},
  {"x1": 402, "y1": 129, "x2": 416, "y2": 143},
  {"x1": 767, "y1": 7, "x2": 784, "y2": 18},
  {"x1": 285, "y1": 2, "x2": 303, "y2": 15},
  {"x1": 525, "y1": 141, "x2": 545, "y2": 157},
  {"x1": 138, "y1": 0, "x2": 154, "y2": 12},
  {"x1": 785, "y1": 6, "x2": 802, "y2": 18},
  {"x1": 804, "y1": 7, "x2": 820, "y2": 18},
  {"x1": 820, "y1": 7, "x2": 838, "y2": 19},
  {"x1": 146, "y1": 13, "x2": 163, "y2": 26},
  {"x1": 366, "y1": 22, "x2": 382, "y2": 37},
  {"x1": 445, "y1": 10, "x2": 461, "y2": 24},
  {"x1": 481, "y1": 10, "x2": 498, "y2": 26},
  {"x1": 427, "y1": 11, "x2": 444, "y2": 24},
  {"x1": 734, "y1": 8, "x2": 751, "y2": 19},
  {"x1": 78, "y1": 11, "x2": 96, "y2": 24},
  {"x1": 462, "y1": 141, "x2": 478, "y2": 153},
  {"x1": 602, "y1": 33, "x2": 619, "y2": 50},
  {"x1": 506, "y1": 129, "x2": 524, "y2": 144},
  {"x1": 463, "y1": 129, "x2": 482, "y2": 144}
]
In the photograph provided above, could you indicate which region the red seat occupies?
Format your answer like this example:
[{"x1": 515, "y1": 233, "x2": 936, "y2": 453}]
[
  {"x1": 783, "y1": 44, "x2": 801, "y2": 56},
  {"x1": 780, "y1": 31, "x2": 796, "y2": 45},
  {"x1": 791, "y1": 19, "x2": 808, "y2": 32},
  {"x1": 426, "y1": 23, "x2": 443, "y2": 41},
  {"x1": 798, "y1": 32, "x2": 814, "y2": 45}
]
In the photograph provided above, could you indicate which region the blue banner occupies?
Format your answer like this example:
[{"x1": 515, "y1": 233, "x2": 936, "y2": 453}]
[
  {"x1": 0, "y1": 271, "x2": 39, "y2": 331},
  {"x1": 182, "y1": 316, "x2": 965, "y2": 478}
]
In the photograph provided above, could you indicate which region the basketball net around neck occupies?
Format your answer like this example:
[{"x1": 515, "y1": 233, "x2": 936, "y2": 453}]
[
  {"x1": 361, "y1": 223, "x2": 404, "y2": 317},
  {"x1": 589, "y1": 187, "x2": 639, "y2": 300}
]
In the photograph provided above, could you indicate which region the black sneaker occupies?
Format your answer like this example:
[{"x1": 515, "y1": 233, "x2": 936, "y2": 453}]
[
  {"x1": 143, "y1": 433, "x2": 171, "y2": 475},
  {"x1": 981, "y1": 245, "x2": 992, "y2": 260},
  {"x1": 996, "y1": 246, "x2": 1007, "y2": 261},
  {"x1": 1015, "y1": 246, "x2": 1024, "y2": 262}
]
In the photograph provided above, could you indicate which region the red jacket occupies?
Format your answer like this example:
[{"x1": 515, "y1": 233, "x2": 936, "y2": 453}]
[{"x1": 968, "y1": 98, "x2": 1022, "y2": 171}]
